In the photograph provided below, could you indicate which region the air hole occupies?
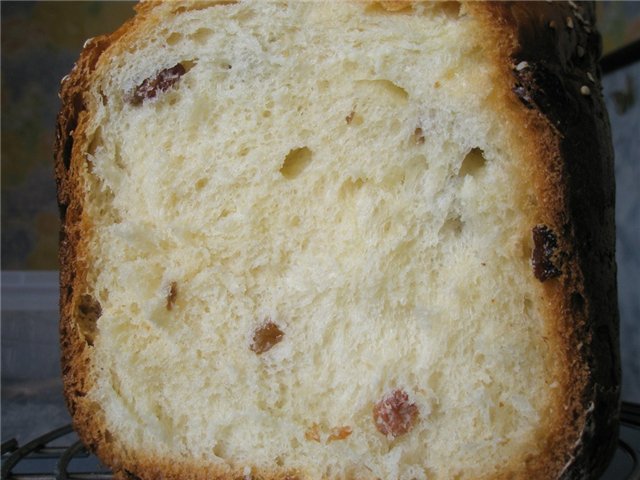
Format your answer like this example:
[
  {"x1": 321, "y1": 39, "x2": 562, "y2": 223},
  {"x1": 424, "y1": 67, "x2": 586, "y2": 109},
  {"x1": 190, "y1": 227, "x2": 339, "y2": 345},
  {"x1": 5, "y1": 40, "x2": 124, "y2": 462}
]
[
  {"x1": 411, "y1": 127, "x2": 425, "y2": 145},
  {"x1": 166, "y1": 32, "x2": 182, "y2": 46},
  {"x1": 339, "y1": 177, "x2": 366, "y2": 199},
  {"x1": 432, "y1": 1, "x2": 461, "y2": 18},
  {"x1": 357, "y1": 79, "x2": 409, "y2": 103},
  {"x1": 571, "y1": 292, "x2": 585, "y2": 313},
  {"x1": 459, "y1": 147, "x2": 486, "y2": 177},
  {"x1": 212, "y1": 441, "x2": 227, "y2": 458},
  {"x1": 87, "y1": 127, "x2": 103, "y2": 156},
  {"x1": 523, "y1": 297, "x2": 534, "y2": 316},
  {"x1": 76, "y1": 294, "x2": 102, "y2": 346},
  {"x1": 440, "y1": 215, "x2": 463, "y2": 237},
  {"x1": 280, "y1": 147, "x2": 313, "y2": 179},
  {"x1": 172, "y1": 1, "x2": 236, "y2": 14},
  {"x1": 365, "y1": 2, "x2": 412, "y2": 14},
  {"x1": 190, "y1": 28, "x2": 214, "y2": 45},
  {"x1": 63, "y1": 131, "x2": 74, "y2": 170}
]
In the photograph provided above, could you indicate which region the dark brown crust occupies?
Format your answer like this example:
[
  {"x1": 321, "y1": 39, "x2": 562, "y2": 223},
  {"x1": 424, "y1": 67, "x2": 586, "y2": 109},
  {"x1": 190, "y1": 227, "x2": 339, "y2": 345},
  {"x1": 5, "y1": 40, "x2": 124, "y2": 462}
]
[
  {"x1": 56, "y1": 1, "x2": 619, "y2": 479},
  {"x1": 467, "y1": 2, "x2": 620, "y2": 479}
]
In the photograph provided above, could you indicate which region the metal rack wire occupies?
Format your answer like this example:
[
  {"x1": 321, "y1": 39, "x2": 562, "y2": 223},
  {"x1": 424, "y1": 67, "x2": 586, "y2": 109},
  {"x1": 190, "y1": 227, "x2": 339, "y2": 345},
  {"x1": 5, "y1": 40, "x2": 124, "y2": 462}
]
[{"x1": 1, "y1": 425, "x2": 111, "y2": 480}]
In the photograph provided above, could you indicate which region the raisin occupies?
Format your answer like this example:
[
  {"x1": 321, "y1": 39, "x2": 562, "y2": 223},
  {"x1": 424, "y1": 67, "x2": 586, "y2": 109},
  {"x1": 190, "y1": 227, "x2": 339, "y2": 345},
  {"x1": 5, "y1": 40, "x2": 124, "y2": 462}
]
[
  {"x1": 130, "y1": 63, "x2": 186, "y2": 105},
  {"x1": 532, "y1": 225, "x2": 561, "y2": 282},
  {"x1": 327, "y1": 426, "x2": 352, "y2": 442},
  {"x1": 373, "y1": 389, "x2": 419, "y2": 438},
  {"x1": 166, "y1": 281, "x2": 178, "y2": 311},
  {"x1": 250, "y1": 321, "x2": 284, "y2": 354}
]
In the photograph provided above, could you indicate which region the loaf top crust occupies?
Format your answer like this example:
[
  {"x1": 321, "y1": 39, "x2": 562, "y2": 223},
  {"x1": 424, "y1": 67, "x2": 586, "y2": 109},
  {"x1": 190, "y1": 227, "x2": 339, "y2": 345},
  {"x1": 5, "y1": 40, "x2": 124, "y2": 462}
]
[{"x1": 55, "y1": 2, "x2": 619, "y2": 479}]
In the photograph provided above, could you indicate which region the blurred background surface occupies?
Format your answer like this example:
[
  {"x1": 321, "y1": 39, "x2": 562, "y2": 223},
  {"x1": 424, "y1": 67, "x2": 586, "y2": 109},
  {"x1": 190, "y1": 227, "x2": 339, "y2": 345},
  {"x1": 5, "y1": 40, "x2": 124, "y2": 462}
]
[{"x1": 1, "y1": 0, "x2": 639, "y2": 446}]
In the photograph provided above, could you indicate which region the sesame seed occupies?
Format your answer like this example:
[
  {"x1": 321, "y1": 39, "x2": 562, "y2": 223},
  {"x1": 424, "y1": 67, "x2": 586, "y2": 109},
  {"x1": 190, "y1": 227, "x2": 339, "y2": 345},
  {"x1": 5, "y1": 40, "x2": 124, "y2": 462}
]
[
  {"x1": 587, "y1": 72, "x2": 595, "y2": 83},
  {"x1": 584, "y1": 25, "x2": 592, "y2": 34},
  {"x1": 566, "y1": 16, "x2": 574, "y2": 29},
  {"x1": 568, "y1": 1, "x2": 578, "y2": 10},
  {"x1": 577, "y1": 46, "x2": 585, "y2": 58},
  {"x1": 515, "y1": 61, "x2": 529, "y2": 72},
  {"x1": 580, "y1": 85, "x2": 591, "y2": 96},
  {"x1": 549, "y1": 20, "x2": 557, "y2": 29}
]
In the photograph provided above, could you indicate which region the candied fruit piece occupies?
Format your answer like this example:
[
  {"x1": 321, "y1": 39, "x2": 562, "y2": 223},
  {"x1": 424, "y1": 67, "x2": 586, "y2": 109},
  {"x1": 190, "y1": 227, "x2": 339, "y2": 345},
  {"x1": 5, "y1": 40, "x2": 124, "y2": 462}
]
[
  {"x1": 373, "y1": 389, "x2": 419, "y2": 438},
  {"x1": 327, "y1": 426, "x2": 352, "y2": 442}
]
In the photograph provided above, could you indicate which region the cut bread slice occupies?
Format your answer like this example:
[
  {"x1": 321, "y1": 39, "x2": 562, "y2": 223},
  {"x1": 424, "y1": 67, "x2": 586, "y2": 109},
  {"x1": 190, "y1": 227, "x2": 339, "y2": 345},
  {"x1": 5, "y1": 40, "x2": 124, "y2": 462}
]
[{"x1": 55, "y1": 2, "x2": 620, "y2": 479}]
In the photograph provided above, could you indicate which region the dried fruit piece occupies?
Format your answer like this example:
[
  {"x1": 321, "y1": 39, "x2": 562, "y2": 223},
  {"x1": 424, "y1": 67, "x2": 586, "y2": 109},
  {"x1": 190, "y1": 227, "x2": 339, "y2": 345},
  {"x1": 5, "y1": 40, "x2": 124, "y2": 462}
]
[
  {"x1": 373, "y1": 389, "x2": 419, "y2": 438},
  {"x1": 130, "y1": 63, "x2": 186, "y2": 105},
  {"x1": 250, "y1": 321, "x2": 284, "y2": 354},
  {"x1": 327, "y1": 426, "x2": 352, "y2": 442},
  {"x1": 532, "y1": 225, "x2": 561, "y2": 282},
  {"x1": 345, "y1": 110, "x2": 356, "y2": 124},
  {"x1": 166, "y1": 282, "x2": 178, "y2": 311},
  {"x1": 304, "y1": 423, "x2": 321, "y2": 442}
]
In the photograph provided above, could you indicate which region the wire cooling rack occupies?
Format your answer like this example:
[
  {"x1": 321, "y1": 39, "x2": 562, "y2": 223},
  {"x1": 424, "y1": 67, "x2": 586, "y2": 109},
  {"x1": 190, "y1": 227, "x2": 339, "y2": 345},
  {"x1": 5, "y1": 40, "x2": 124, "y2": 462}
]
[
  {"x1": 1, "y1": 424, "x2": 111, "y2": 480},
  {"x1": 2, "y1": 402, "x2": 639, "y2": 480}
]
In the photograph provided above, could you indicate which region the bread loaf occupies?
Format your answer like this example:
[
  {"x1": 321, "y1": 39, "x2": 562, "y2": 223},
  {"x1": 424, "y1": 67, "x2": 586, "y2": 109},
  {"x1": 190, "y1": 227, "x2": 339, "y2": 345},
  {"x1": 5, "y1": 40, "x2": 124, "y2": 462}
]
[{"x1": 55, "y1": 2, "x2": 620, "y2": 479}]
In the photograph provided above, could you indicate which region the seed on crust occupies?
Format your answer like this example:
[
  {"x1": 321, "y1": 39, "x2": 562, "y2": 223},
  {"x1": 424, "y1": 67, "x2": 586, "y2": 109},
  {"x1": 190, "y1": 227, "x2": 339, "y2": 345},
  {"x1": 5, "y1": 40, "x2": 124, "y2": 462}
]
[
  {"x1": 130, "y1": 63, "x2": 186, "y2": 105},
  {"x1": 373, "y1": 389, "x2": 419, "y2": 438},
  {"x1": 565, "y1": 16, "x2": 574, "y2": 29},
  {"x1": 531, "y1": 225, "x2": 561, "y2": 282},
  {"x1": 250, "y1": 320, "x2": 284, "y2": 354}
]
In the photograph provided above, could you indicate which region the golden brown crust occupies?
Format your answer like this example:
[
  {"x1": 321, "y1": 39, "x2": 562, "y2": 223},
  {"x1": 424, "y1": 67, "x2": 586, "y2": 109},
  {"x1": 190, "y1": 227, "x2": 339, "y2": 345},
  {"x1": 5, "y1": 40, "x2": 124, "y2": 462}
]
[{"x1": 56, "y1": 1, "x2": 619, "y2": 479}]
